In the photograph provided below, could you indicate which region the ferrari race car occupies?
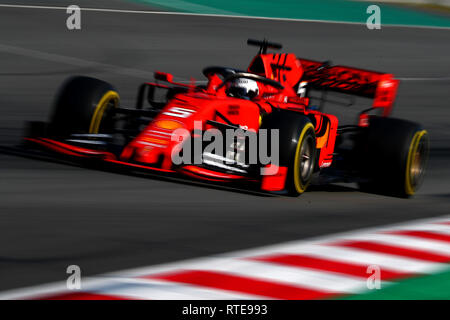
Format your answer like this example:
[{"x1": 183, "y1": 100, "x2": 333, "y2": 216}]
[{"x1": 24, "y1": 39, "x2": 429, "y2": 197}]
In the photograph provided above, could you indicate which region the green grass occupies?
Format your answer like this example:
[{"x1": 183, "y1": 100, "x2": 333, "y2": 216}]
[{"x1": 340, "y1": 267, "x2": 450, "y2": 300}]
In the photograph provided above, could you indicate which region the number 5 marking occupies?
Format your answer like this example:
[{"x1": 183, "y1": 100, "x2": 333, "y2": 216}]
[{"x1": 162, "y1": 107, "x2": 195, "y2": 118}]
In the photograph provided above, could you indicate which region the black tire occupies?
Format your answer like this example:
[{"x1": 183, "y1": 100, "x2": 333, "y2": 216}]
[
  {"x1": 260, "y1": 110, "x2": 316, "y2": 196},
  {"x1": 49, "y1": 76, "x2": 120, "y2": 137},
  {"x1": 359, "y1": 116, "x2": 429, "y2": 197}
]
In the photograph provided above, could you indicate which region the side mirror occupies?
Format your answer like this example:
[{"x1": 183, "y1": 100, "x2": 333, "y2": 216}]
[{"x1": 154, "y1": 71, "x2": 174, "y2": 83}]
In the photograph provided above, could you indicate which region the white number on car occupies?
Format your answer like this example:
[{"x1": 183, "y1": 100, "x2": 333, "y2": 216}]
[{"x1": 162, "y1": 107, "x2": 195, "y2": 118}]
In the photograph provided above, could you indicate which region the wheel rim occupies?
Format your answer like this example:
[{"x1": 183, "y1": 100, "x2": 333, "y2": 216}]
[
  {"x1": 89, "y1": 91, "x2": 119, "y2": 134},
  {"x1": 100, "y1": 98, "x2": 119, "y2": 133},
  {"x1": 293, "y1": 123, "x2": 315, "y2": 194},
  {"x1": 299, "y1": 136, "x2": 314, "y2": 181},
  {"x1": 405, "y1": 130, "x2": 428, "y2": 195},
  {"x1": 409, "y1": 134, "x2": 428, "y2": 190}
]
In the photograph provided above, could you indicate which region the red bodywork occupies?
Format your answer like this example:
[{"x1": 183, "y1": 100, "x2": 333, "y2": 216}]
[{"x1": 27, "y1": 51, "x2": 399, "y2": 192}]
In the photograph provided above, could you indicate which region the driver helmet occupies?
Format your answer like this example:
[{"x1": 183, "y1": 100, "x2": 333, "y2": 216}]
[{"x1": 226, "y1": 78, "x2": 259, "y2": 100}]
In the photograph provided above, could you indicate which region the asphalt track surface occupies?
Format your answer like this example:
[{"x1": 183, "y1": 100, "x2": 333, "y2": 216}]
[{"x1": 0, "y1": 1, "x2": 449, "y2": 291}]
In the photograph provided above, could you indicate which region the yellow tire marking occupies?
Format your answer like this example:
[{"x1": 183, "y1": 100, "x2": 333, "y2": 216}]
[
  {"x1": 89, "y1": 90, "x2": 119, "y2": 134},
  {"x1": 293, "y1": 122, "x2": 315, "y2": 194},
  {"x1": 405, "y1": 130, "x2": 427, "y2": 195}
]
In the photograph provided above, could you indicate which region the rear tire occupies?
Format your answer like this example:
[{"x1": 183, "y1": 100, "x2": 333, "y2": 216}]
[
  {"x1": 359, "y1": 116, "x2": 429, "y2": 197},
  {"x1": 49, "y1": 76, "x2": 120, "y2": 137}
]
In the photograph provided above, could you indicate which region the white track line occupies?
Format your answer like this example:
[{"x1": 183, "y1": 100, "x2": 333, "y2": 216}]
[
  {"x1": 155, "y1": 257, "x2": 369, "y2": 293},
  {"x1": 0, "y1": 3, "x2": 450, "y2": 30},
  {"x1": 1, "y1": 277, "x2": 263, "y2": 300},
  {"x1": 271, "y1": 245, "x2": 444, "y2": 274},
  {"x1": 0, "y1": 278, "x2": 109, "y2": 300},
  {"x1": 93, "y1": 278, "x2": 264, "y2": 300},
  {"x1": 389, "y1": 224, "x2": 450, "y2": 234},
  {"x1": 207, "y1": 218, "x2": 450, "y2": 261},
  {"x1": 330, "y1": 234, "x2": 450, "y2": 255}
]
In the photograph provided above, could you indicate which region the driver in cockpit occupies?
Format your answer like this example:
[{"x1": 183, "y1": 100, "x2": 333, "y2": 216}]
[{"x1": 226, "y1": 78, "x2": 259, "y2": 100}]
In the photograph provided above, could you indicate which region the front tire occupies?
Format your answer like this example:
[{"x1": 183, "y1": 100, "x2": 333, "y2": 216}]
[
  {"x1": 49, "y1": 76, "x2": 120, "y2": 137},
  {"x1": 287, "y1": 122, "x2": 316, "y2": 196},
  {"x1": 260, "y1": 110, "x2": 316, "y2": 196}
]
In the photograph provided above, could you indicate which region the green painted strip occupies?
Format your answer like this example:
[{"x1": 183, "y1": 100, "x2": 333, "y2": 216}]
[
  {"x1": 133, "y1": 0, "x2": 450, "y2": 28},
  {"x1": 340, "y1": 268, "x2": 450, "y2": 300},
  {"x1": 135, "y1": 0, "x2": 235, "y2": 15}
]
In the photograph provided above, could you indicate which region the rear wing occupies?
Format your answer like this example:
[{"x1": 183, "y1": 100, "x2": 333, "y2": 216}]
[{"x1": 298, "y1": 58, "x2": 399, "y2": 116}]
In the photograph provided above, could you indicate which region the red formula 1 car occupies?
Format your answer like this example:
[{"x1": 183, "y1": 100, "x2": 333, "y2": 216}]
[{"x1": 24, "y1": 39, "x2": 429, "y2": 197}]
